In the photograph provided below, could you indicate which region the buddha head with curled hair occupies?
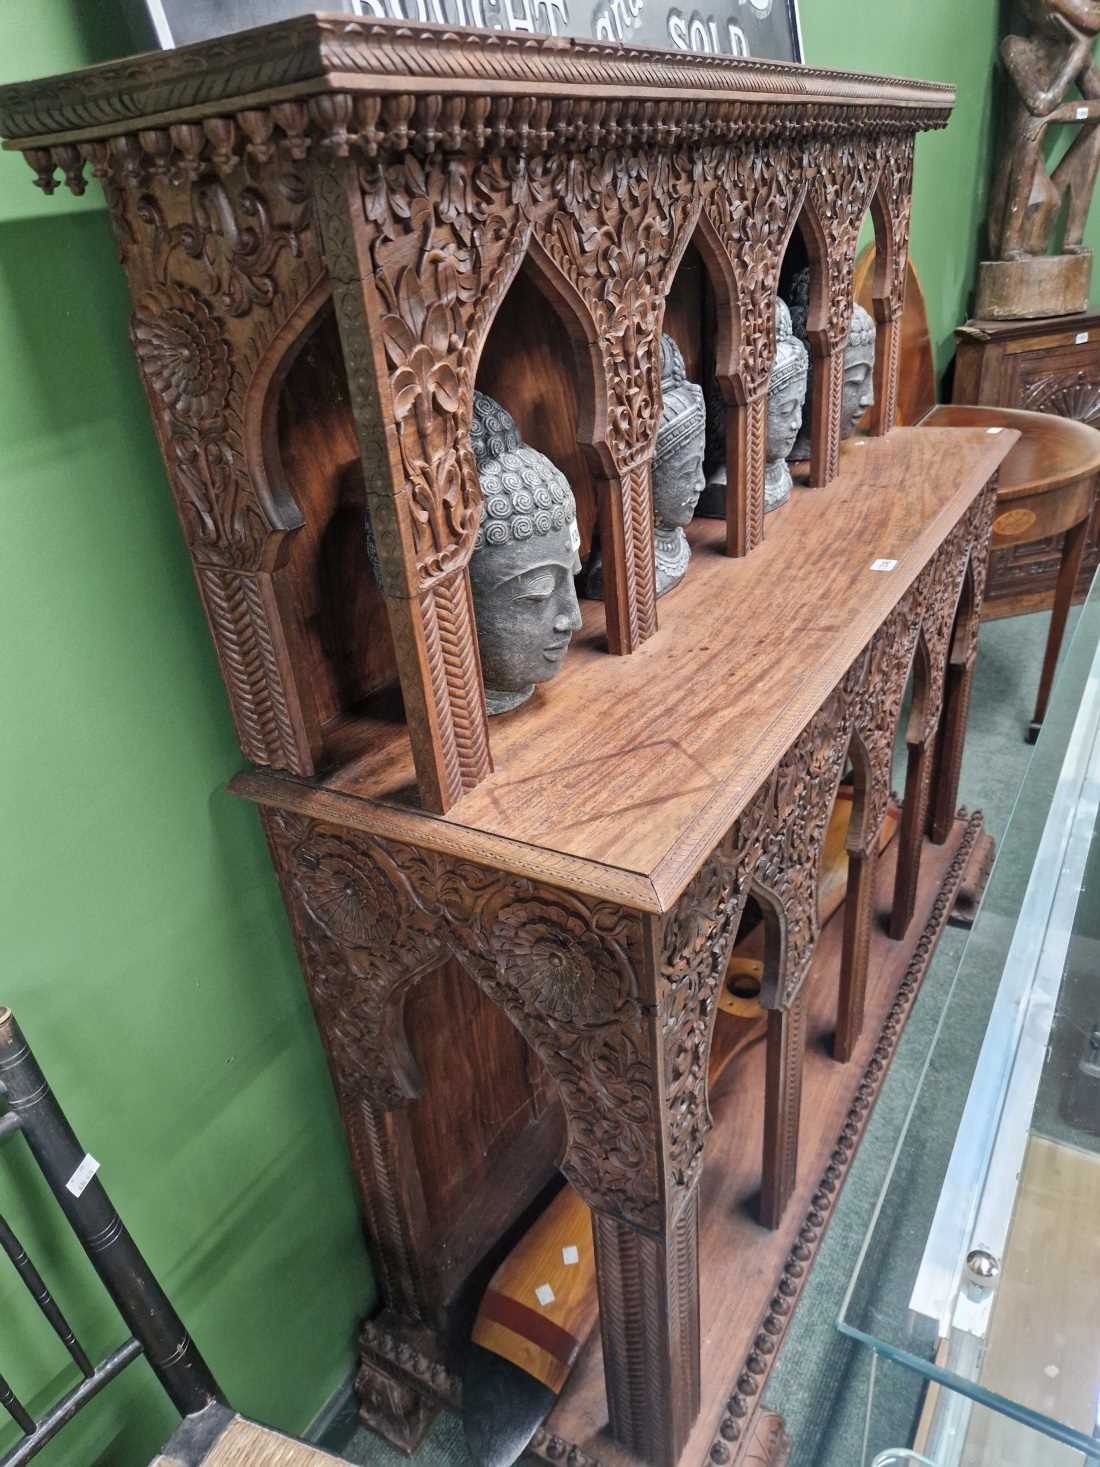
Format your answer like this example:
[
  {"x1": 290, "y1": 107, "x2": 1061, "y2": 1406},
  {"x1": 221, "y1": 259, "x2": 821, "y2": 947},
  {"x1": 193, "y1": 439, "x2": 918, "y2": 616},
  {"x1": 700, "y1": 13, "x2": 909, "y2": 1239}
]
[
  {"x1": 469, "y1": 391, "x2": 583, "y2": 716},
  {"x1": 788, "y1": 268, "x2": 877, "y2": 463}
]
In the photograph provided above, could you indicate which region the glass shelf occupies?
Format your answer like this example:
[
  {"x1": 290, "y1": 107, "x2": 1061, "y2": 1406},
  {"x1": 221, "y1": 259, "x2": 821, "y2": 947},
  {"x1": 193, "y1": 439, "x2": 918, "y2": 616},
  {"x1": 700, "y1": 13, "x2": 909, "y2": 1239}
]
[{"x1": 838, "y1": 571, "x2": 1100, "y2": 1466}]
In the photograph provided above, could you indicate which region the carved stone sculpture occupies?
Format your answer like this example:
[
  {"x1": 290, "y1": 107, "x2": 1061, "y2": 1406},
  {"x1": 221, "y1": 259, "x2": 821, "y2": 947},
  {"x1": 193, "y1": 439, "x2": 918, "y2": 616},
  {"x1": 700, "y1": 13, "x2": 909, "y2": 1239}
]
[
  {"x1": 765, "y1": 300, "x2": 810, "y2": 511},
  {"x1": 789, "y1": 272, "x2": 876, "y2": 463},
  {"x1": 589, "y1": 335, "x2": 705, "y2": 599},
  {"x1": 699, "y1": 299, "x2": 808, "y2": 518},
  {"x1": 979, "y1": 0, "x2": 1100, "y2": 318},
  {"x1": 469, "y1": 392, "x2": 583, "y2": 715}
]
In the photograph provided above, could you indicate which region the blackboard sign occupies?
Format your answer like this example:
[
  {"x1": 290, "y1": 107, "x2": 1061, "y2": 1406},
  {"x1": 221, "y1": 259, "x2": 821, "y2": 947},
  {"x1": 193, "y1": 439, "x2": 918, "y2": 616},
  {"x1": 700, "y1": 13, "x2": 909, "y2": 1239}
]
[{"x1": 133, "y1": 0, "x2": 802, "y2": 62}]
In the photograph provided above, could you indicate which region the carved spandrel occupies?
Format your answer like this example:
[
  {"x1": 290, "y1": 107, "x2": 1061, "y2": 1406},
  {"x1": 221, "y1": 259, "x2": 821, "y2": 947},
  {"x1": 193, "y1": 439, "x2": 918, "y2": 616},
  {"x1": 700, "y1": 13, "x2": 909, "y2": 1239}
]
[
  {"x1": 868, "y1": 133, "x2": 915, "y2": 435},
  {"x1": 113, "y1": 161, "x2": 326, "y2": 775},
  {"x1": 698, "y1": 142, "x2": 808, "y2": 554},
  {"x1": 531, "y1": 146, "x2": 703, "y2": 652},
  {"x1": 265, "y1": 809, "x2": 665, "y2": 1230},
  {"x1": 801, "y1": 137, "x2": 884, "y2": 486}
]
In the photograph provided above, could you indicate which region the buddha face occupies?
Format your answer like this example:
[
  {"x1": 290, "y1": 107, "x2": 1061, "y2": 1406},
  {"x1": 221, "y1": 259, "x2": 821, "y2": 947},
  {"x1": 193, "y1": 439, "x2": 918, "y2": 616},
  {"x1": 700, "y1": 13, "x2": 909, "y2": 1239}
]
[
  {"x1": 653, "y1": 429, "x2": 706, "y2": 528},
  {"x1": 841, "y1": 351, "x2": 875, "y2": 439},
  {"x1": 767, "y1": 375, "x2": 807, "y2": 463},
  {"x1": 472, "y1": 520, "x2": 583, "y2": 709}
]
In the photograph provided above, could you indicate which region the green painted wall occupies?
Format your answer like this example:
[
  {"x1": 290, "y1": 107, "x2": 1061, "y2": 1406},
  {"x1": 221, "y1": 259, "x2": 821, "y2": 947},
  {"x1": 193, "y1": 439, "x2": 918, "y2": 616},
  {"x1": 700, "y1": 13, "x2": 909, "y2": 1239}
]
[
  {"x1": 0, "y1": 3, "x2": 1094, "y2": 1464},
  {"x1": 0, "y1": 5, "x2": 372, "y2": 1465},
  {"x1": 801, "y1": 0, "x2": 1003, "y2": 378}
]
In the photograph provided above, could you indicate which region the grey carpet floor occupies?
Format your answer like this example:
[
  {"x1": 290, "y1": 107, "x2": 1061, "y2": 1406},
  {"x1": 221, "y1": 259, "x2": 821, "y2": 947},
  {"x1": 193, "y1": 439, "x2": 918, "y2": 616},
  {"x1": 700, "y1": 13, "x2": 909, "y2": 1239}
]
[{"x1": 324, "y1": 605, "x2": 1086, "y2": 1467}]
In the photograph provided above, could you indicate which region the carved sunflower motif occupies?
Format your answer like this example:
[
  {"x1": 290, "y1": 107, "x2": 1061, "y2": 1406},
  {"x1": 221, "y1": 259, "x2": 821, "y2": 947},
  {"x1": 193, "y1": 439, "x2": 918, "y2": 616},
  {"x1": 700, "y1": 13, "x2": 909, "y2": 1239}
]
[
  {"x1": 132, "y1": 288, "x2": 231, "y2": 428},
  {"x1": 294, "y1": 842, "x2": 400, "y2": 951},
  {"x1": 497, "y1": 900, "x2": 633, "y2": 1027}
]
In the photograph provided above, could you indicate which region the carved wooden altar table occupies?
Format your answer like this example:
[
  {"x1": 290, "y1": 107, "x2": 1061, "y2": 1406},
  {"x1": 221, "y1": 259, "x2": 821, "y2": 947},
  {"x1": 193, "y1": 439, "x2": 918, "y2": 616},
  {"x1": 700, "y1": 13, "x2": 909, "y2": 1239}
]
[{"x1": 0, "y1": 18, "x2": 1014, "y2": 1467}]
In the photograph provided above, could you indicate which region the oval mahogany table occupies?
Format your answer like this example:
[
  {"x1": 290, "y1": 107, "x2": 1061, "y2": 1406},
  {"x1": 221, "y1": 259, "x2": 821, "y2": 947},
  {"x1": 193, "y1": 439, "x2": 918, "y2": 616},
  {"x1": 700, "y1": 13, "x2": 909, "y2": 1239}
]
[{"x1": 923, "y1": 402, "x2": 1100, "y2": 741}]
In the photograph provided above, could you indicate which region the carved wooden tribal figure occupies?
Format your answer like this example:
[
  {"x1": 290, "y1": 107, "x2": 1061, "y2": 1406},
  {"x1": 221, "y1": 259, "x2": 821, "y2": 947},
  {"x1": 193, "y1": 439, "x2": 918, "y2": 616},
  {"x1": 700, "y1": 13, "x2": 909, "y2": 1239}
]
[
  {"x1": 979, "y1": 0, "x2": 1100, "y2": 318},
  {"x1": 0, "y1": 17, "x2": 1014, "y2": 1467}
]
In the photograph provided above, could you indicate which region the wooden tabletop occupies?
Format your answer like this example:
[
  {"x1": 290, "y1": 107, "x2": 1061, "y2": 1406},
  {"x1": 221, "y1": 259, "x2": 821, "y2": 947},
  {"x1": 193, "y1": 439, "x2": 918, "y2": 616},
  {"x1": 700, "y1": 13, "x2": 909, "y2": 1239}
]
[
  {"x1": 924, "y1": 403, "x2": 1100, "y2": 499},
  {"x1": 234, "y1": 426, "x2": 1016, "y2": 912}
]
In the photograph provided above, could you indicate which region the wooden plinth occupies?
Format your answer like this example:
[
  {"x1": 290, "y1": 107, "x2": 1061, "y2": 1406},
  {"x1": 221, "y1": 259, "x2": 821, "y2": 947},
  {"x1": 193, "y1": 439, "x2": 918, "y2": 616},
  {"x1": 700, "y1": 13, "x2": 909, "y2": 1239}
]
[
  {"x1": 355, "y1": 811, "x2": 985, "y2": 1467},
  {"x1": 975, "y1": 253, "x2": 1091, "y2": 321}
]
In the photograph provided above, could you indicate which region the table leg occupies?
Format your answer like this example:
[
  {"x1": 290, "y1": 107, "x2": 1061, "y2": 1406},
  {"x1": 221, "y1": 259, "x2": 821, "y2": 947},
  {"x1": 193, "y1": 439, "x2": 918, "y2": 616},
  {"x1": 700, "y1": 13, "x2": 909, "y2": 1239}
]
[
  {"x1": 593, "y1": 1194, "x2": 701, "y2": 1467},
  {"x1": 890, "y1": 737, "x2": 933, "y2": 942},
  {"x1": 1029, "y1": 515, "x2": 1089, "y2": 743},
  {"x1": 760, "y1": 994, "x2": 806, "y2": 1230},
  {"x1": 835, "y1": 847, "x2": 875, "y2": 1063}
]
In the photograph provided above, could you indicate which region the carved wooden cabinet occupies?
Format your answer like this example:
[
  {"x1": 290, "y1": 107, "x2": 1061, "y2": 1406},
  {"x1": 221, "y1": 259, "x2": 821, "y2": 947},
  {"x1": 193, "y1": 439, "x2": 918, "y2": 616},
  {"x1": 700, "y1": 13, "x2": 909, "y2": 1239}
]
[
  {"x1": 954, "y1": 312, "x2": 1100, "y2": 615},
  {"x1": 0, "y1": 17, "x2": 1014, "y2": 1467}
]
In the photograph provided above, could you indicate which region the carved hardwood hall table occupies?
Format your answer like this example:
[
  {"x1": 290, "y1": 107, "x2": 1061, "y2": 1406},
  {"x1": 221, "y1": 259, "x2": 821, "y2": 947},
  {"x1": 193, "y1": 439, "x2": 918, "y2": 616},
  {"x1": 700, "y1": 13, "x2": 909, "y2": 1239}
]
[{"x1": 0, "y1": 17, "x2": 1015, "y2": 1467}]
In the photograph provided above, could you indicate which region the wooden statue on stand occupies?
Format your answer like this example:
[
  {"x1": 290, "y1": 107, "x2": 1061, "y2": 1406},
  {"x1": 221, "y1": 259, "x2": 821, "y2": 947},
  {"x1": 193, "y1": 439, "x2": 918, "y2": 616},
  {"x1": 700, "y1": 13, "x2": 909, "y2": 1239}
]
[
  {"x1": 979, "y1": 0, "x2": 1100, "y2": 318},
  {"x1": 0, "y1": 17, "x2": 1014, "y2": 1467}
]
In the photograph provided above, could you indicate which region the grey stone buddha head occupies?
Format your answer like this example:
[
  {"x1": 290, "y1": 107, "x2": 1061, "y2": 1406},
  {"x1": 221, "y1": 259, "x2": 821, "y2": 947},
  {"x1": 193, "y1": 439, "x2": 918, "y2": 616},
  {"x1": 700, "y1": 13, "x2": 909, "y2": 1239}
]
[
  {"x1": 652, "y1": 334, "x2": 706, "y2": 595},
  {"x1": 586, "y1": 334, "x2": 706, "y2": 600},
  {"x1": 788, "y1": 269, "x2": 877, "y2": 462},
  {"x1": 696, "y1": 296, "x2": 809, "y2": 519},
  {"x1": 469, "y1": 391, "x2": 583, "y2": 715},
  {"x1": 765, "y1": 297, "x2": 810, "y2": 513}
]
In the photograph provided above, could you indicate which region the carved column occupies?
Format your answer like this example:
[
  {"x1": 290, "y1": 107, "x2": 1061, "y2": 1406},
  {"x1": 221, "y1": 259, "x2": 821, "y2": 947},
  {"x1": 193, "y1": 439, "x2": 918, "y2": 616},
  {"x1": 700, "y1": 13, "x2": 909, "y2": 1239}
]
[
  {"x1": 868, "y1": 134, "x2": 915, "y2": 436},
  {"x1": 531, "y1": 132, "x2": 701, "y2": 649},
  {"x1": 90, "y1": 133, "x2": 328, "y2": 777},
  {"x1": 802, "y1": 138, "x2": 883, "y2": 487},
  {"x1": 760, "y1": 996, "x2": 806, "y2": 1230},
  {"x1": 841, "y1": 596, "x2": 921, "y2": 1055},
  {"x1": 698, "y1": 140, "x2": 807, "y2": 556},
  {"x1": 752, "y1": 686, "x2": 854, "y2": 1227},
  {"x1": 890, "y1": 509, "x2": 976, "y2": 938},
  {"x1": 311, "y1": 99, "x2": 537, "y2": 813},
  {"x1": 834, "y1": 851, "x2": 875, "y2": 1065}
]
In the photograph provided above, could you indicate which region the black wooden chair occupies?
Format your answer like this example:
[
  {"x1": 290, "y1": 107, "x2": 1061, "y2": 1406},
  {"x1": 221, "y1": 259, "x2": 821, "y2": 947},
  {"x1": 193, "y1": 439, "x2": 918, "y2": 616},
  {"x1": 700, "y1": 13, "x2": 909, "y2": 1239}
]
[{"x1": 0, "y1": 1007, "x2": 354, "y2": 1467}]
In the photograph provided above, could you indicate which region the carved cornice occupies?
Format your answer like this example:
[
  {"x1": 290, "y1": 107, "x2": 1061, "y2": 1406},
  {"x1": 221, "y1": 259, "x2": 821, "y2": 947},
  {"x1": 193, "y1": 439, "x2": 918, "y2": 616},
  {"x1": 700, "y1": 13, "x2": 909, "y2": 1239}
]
[{"x1": 0, "y1": 17, "x2": 953, "y2": 189}]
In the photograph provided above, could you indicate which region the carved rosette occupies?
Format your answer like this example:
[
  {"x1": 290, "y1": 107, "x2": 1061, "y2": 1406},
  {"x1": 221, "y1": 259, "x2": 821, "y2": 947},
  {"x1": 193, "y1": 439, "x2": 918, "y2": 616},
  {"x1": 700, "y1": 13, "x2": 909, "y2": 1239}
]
[{"x1": 115, "y1": 163, "x2": 323, "y2": 776}]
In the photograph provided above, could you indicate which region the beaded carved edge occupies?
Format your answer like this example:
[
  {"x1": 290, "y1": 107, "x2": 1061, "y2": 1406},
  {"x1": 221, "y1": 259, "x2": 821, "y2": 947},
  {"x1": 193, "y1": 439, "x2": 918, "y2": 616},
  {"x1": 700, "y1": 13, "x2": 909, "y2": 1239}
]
[{"x1": 0, "y1": 14, "x2": 954, "y2": 146}]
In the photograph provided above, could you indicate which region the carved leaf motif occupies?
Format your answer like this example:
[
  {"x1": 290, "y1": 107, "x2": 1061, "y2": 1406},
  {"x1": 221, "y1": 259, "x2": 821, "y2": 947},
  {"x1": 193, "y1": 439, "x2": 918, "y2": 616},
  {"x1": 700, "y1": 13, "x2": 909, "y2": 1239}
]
[
  {"x1": 352, "y1": 153, "x2": 532, "y2": 584},
  {"x1": 702, "y1": 143, "x2": 806, "y2": 396},
  {"x1": 806, "y1": 138, "x2": 883, "y2": 348}
]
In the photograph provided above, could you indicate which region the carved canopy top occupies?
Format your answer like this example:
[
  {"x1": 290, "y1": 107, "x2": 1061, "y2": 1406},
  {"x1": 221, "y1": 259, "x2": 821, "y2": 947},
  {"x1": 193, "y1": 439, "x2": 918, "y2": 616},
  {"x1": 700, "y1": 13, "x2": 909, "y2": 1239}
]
[{"x1": 0, "y1": 13, "x2": 953, "y2": 156}]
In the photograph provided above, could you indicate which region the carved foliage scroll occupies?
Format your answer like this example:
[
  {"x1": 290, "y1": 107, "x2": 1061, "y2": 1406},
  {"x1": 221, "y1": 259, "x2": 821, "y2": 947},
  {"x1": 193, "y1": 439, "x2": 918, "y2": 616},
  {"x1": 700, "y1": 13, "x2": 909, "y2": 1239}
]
[
  {"x1": 533, "y1": 148, "x2": 703, "y2": 648},
  {"x1": 804, "y1": 138, "x2": 884, "y2": 353},
  {"x1": 701, "y1": 143, "x2": 808, "y2": 401},
  {"x1": 115, "y1": 159, "x2": 324, "y2": 775}
]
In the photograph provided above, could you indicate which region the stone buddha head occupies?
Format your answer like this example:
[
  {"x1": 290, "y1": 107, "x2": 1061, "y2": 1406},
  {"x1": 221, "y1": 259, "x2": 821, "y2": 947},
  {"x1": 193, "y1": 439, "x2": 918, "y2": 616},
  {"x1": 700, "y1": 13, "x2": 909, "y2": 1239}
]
[
  {"x1": 765, "y1": 297, "x2": 810, "y2": 513},
  {"x1": 788, "y1": 269, "x2": 877, "y2": 462},
  {"x1": 469, "y1": 391, "x2": 583, "y2": 716},
  {"x1": 651, "y1": 334, "x2": 706, "y2": 595},
  {"x1": 586, "y1": 334, "x2": 706, "y2": 600}
]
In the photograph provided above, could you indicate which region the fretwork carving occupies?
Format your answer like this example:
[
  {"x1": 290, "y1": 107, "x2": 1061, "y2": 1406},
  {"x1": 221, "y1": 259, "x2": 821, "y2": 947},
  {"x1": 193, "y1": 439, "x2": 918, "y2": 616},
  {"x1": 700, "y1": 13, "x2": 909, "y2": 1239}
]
[{"x1": 532, "y1": 147, "x2": 702, "y2": 651}]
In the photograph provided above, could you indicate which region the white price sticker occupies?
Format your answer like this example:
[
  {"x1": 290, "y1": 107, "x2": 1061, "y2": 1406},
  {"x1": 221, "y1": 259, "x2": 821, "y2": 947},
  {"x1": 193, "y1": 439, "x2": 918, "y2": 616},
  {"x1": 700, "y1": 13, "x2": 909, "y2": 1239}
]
[
  {"x1": 66, "y1": 1154, "x2": 99, "y2": 1198},
  {"x1": 535, "y1": 1283, "x2": 556, "y2": 1307},
  {"x1": 1077, "y1": 332, "x2": 1090, "y2": 345},
  {"x1": 562, "y1": 1245, "x2": 580, "y2": 1266},
  {"x1": 986, "y1": 427, "x2": 1003, "y2": 435},
  {"x1": 870, "y1": 559, "x2": 898, "y2": 573},
  {"x1": 569, "y1": 520, "x2": 581, "y2": 555},
  {"x1": 1077, "y1": 106, "x2": 1090, "y2": 120}
]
